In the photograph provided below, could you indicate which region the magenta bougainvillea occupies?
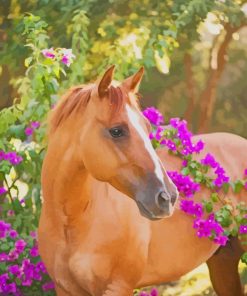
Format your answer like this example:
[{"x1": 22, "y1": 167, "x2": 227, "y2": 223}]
[{"x1": 143, "y1": 107, "x2": 247, "y2": 250}]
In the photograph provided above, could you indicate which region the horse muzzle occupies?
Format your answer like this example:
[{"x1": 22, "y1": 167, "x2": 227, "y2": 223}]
[{"x1": 136, "y1": 189, "x2": 178, "y2": 220}]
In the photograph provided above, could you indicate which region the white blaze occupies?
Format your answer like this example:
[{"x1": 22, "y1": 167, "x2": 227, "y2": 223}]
[{"x1": 126, "y1": 104, "x2": 165, "y2": 186}]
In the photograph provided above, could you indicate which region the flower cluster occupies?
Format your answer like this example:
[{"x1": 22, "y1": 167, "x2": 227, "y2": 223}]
[
  {"x1": 139, "y1": 288, "x2": 158, "y2": 296},
  {"x1": 201, "y1": 153, "x2": 229, "y2": 188},
  {"x1": 168, "y1": 118, "x2": 204, "y2": 155},
  {"x1": 25, "y1": 121, "x2": 40, "y2": 137},
  {"x1": 142, "y1": 106, "x2": 247, "y2": 249},
  {"x1": 180, "y1": 200, "x2": 203, "y2": 218},
  {"x1": 143, "y1": 107, "x2": 164, "y2": 126},
  {"x1": 193, "y1": 214, "x2": 228, "y2": 246},
  {"x1": 168, "y1": 171, "x2": 200, "y2": 198},
  {"x1": 0, "y1": 220, "x2": 54, "y2": 295},
  {"x1": 0, "y1": 150, "x2": 23, "y2": 166},
  {"x1": 42, "y1": 47, "x2": 75, "y2": 66}
]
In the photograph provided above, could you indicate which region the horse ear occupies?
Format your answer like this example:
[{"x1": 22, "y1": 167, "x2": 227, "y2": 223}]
[
  {"x1": 123, "y1": 67, "x2": 144, "y2": 93},
  {"x1": 98, "y1": 65, "x2": 115, "y2": 98}
]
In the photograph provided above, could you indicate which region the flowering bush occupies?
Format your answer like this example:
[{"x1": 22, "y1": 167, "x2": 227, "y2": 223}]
[
  {"x1": 0, "y1": 221, "x2": 54, "y2": 295},
  {"x1": 143, "y1": 108, "x2": 247, "y2": 255}
]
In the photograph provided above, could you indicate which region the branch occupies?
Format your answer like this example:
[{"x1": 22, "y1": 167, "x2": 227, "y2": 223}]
[
  {"x1": 184, "y1": 53, "x2": 197, "y2": 125},
  {"x1": 197, "y1": 22, "x2": 247, "y2": 133}
]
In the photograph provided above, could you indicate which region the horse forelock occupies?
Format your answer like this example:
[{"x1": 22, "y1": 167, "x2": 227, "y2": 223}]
[{"x1": 49, "y1": 83, "x2": 137, "y2": 136}]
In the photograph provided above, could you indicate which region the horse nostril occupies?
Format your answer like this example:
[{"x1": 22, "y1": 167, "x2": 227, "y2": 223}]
[{"x1": 156, "y1": 191, "x2": 170, "y2": 209}]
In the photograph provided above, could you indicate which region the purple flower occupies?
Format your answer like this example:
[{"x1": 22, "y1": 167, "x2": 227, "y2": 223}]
[
  {"x1": 239, "y1": 225, "x2": 247, "y2": 234},
  {"x1": 180, "y1": 200, "x2": 203, "y2": 218},
  {"x1": 42, "y1": 281, "x2": 55, "y2": 291},
  {"x1": 166, "y1": 140, "x2": 177, "y2": 151},
  {"x1": 36, "y1": 261, "x2": 47, "y2": 273},
  {"x1": 15, "y1": 239, "x2": 27, "y2": 253},
  {"x1": 30, "y1": 245, "x2": 39, "y2": 257},
  {"x1": 31, "y1": 121, "x2": 40, "y2": 129},
  {"x1": 139, "y1": 292, "x2": 149, "y2": 296},
  {"x1": 150, "y1": 288, "x2": 159, "y2": 296},
  {"x1": 7, "y1": 209, "x2": 15, "y2": 216},
  {"x1": 42, "y1": 48, "x2": 55, "y2": 59},
  {"x1": 8, "y1": 250, "x2": 19, "y2": 261},
  {"x1": 0, "y1": 150, "x2": 5, "y2": 160},
  {"x1": 201, "y1": 153, "x2": 218, "y2": 168},
  {"x1": 244, "y1": 169, "x2": 247, "y2": 176},
  {"x1": 0, "y1": 253, "x2": 8, "y2": 262},
  {"x1": 143, "y1": 107, "x2": 164, "y2": 126},
  {"x1": 169, "y1": 117, "x2": 180, "y2": 128},
  {"x1": 8, "y1": 265, "x2": 21, "y2": 276},
  {"x1": 4, "y1": 151, "x2": 23, "y2": 165},
  {"x1": 0, "y1": 187, "x2": 7, "y2": 195},
  {"x1": 30, "y1": 231, "x2": 37, "y2": 238},
  {"x1": 22, "y1": 278, "x2": 32, "y2": 286},
  {"x1": 25, "y1": 127, "x2": 33, "y2": 136},
  {"x1": 213, "y1": 235, "x2": 228, "y2": 246},
  {"x1": 168, "y1": 171, "x2": 200, "y2": 198},
  {"x1": 194, "y1": 140, "x2": 204, "y2": 153},
  {"x1": 60, "y1": 48, "x2": 75, "y2": 66},
  {"x1": 9, "y1": 229, "x2": 18, "y2": 239},
  {"x1": 0, "y1": 220, "x2": 11, "y2": 238}
]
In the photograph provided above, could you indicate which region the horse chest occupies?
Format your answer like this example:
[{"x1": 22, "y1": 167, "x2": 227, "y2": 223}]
[{"x1": 66, "y1": 213, "x2": 151, "y2": 295}]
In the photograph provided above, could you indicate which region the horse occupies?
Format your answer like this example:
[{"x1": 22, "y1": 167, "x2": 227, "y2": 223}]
[{"x1": 38, "y1": 65, "x2": 247, "y2": 296}]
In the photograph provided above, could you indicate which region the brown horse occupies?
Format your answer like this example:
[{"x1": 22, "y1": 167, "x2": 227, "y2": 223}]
[{"x1": 38, "y1": 66, "x2": 247, "y2": 296}]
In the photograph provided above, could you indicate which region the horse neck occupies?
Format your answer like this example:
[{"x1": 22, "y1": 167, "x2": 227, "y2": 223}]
[{"x1": 42, "y1": 127, "x2": 96, "y2": 226}]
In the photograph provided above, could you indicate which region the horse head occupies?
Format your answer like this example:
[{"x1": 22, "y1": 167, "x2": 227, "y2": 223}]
[{"x1": 50, "y1": 66, "x2": 178, "y2": 220}]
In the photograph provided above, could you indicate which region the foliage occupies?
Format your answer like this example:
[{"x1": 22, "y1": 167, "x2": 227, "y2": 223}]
[{"x1": 1, "y1": 1, "x2": 246, "y2": 135}]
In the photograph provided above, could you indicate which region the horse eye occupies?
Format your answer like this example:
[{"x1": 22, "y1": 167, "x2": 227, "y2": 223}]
[{"x1": 109, "y1": 127, "x2": 124, "y2": 138}]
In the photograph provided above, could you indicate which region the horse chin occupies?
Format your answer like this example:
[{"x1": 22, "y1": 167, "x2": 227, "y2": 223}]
[{"x1": 136, "y1": 200, "x2": 165, "y2": 221}]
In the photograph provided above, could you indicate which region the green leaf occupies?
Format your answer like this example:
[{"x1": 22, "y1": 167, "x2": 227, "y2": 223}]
[
  {"x1": 241, "y1": 252, "x2": 247, "y2": 264},
  {"x1": 0, "y1": 243, "x2": 9, "y2": 251},
  {"x1": 211, "y1": 193, "x2": 219, "y2": 203},
  {"x1": 203, "y1": 201, "x2": 213, "y2": 213},
  {"x1": 222, "y1": 182, "x2": 230, "y2": 194},
  {"x1": 181, "y1": 167, "x2": 190, "y2": 176},
  {"x1": 232, "y1": 180, "x2": 244, "y2": 194},
  {"x1": 24, "y1": 57, "x2": 33, "y2": 67}
]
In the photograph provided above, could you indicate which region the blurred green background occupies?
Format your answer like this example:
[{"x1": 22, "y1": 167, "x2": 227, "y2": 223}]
[{"x1": 1, "y1": 0, "x2": 246, "y2": 136}]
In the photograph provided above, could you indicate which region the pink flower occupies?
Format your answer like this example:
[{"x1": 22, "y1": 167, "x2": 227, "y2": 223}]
[
  {"x1": 42, "y1": 281, "x2": 55, "y2": 291},
  {"x1": 30, "y1": 246, "x2": 39, "y2": 257},
  {"x1": 143, "y1": 107, "x2": 164, "y2": 126},
  {"x1": 0, "y1": 187, "x2": 7, "y2": 195},
  {"x1": 7, "y1": 210, "x2": 15, "y2": 216},
  {"x1": 0, "y1": 253, "x2": 8, "y2": 262},
  {"x1": 42, "y1": 48, "x2": 55, "y2": 59},
  {"x1": 31, "y1": 121, "x2": 40, "y2": 129},
  {"x1": 30, "y1": 231, "x2": 37, "y2": 238},
  {"x1": 239, "y1": 225, "x2": 247, "y2": 234},
  {"x1": 15, "y1": 239, "x2": 27, "y2": 253},
  {"x1": 60, "y1": 48, "x2": 75, "y2": 66},
  {"x1": 25, "y1": 127, "x2": 33, "y2": 136},
  {"x1": 9, "y1": 230, "x2": 18, "y2": 239}
]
